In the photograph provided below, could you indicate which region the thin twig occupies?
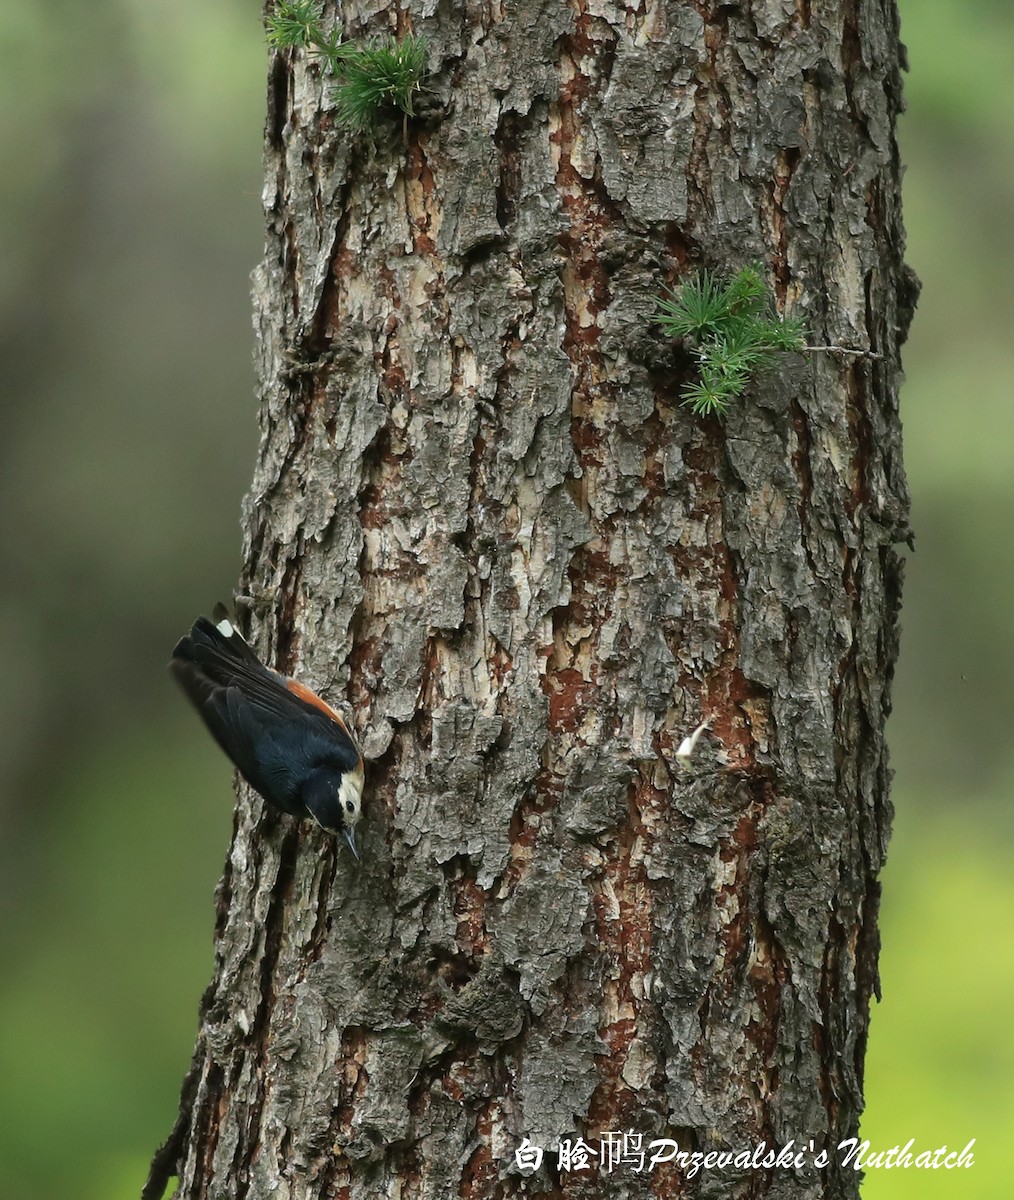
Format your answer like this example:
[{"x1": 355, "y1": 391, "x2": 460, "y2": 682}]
[{"x1": 804, "y1": 344, "x2": 884, "y2": 359}]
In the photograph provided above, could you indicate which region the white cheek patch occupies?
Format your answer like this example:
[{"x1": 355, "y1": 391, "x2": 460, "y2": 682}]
[
  {"x1": 339, "y1": 771, "x2": 364, "y2": 823},
  {"x1": 216, "y1": 618, "x2": 235, "y2": 638}
]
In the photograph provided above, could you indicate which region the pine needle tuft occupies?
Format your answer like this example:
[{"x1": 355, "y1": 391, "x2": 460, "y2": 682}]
[
  {"x1": 656, "y1": 264, "x2": 806, "y2": 416},
  {"x1": 265, "y1": 5, "x2": 427, "y2": 129},
  {"x1": 332, "y1": 37, "x2": 428, "y2": 131}
]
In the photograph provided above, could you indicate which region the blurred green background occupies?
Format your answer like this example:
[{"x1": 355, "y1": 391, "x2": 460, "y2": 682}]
[{"x1": 0, "y1": 1, "x2": 1009, "y2": 1197}]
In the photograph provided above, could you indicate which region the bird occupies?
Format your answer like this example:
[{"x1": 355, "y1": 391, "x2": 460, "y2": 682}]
[{"x1": 170, "y1": 606, "x2": 364, "y2": 857}]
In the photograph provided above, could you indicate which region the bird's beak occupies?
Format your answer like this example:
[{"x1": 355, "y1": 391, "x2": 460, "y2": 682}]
[{"x1": 343, "y1": 826, "x2": 360, "y2": 861}]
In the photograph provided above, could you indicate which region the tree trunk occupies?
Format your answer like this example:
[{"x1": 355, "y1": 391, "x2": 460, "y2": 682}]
[{"x1": 149, "y1": 2, "x2": 914, "y2": 1197}]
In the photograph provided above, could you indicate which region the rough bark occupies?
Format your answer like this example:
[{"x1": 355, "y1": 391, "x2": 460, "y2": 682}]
[{"x1": 149, "y1": 1, "x2": 914, "y2": 1198}]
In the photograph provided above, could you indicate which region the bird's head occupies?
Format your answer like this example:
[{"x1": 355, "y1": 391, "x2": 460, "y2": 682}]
[{"x1": 302, "y1": 766, "x2": 364, "y2": 859}]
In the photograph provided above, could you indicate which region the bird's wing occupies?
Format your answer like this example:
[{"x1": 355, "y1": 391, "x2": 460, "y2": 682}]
[{"x1": 172, "y1": 614, "x2": 361, "y2": 773}]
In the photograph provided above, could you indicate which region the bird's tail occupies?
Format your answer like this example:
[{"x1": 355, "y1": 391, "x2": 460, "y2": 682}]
[{"x1": 171, "y1": 606, "x2": 268, "y2": 686}]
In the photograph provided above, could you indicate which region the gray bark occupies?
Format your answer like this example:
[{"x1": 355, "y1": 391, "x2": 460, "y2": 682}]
[{"x1": 149, "y1": 1, "x2": 914, "y2": 1198}]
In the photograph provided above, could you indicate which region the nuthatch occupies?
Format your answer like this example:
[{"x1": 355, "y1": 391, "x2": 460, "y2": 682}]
[{"x1": 171, "y1": 607, "x2": 364, "y2": 856}]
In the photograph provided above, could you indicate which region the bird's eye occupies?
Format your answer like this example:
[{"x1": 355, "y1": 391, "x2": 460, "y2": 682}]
[{"x1": 346, "y1": 800, "x2": 355, "y2": 813}]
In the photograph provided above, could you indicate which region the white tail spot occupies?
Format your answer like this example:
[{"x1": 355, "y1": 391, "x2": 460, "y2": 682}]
[{"x1": 216, "y1": 618, "x2": 235, "y2": 638}]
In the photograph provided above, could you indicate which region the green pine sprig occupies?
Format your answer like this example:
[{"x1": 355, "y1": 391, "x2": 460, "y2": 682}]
[
  {"x1": 266, "y1": 1, "x2": 347, "y2": 74},
  {"x1": 265, "y1": 0, "x2": 323, "y2": 47},
  {"x1": 656, "y1": 265, "x2": 806, "y2": 416},
  {"x1": 265, "y1": 4, "x2": 427, "y2": 131},
  {"x1": 332, "y1": 37, "x2": 429, "y2": 131}
]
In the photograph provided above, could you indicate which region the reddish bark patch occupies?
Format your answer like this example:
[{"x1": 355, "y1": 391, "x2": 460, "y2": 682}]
[
  {"x1": 770, "y1": 148, "x2": 801, "y2": 293},
  {"x1": 347, "y1": 636, "x2": 382, "y2": 707},
  {"x1": 498, "y1": 797, "x2": 543, "y2": 893},
  {"x1": 487, "y1": 641, "x2": 514, "y2": 692},
  {"x1": 332, "y1": 1026, "x2": 370, "y2": 1144},
  {"x1": 452, "y1": 871, "x2": 488, "y2": 958},
  {"x1": 586, "y1": 774, "x2": 655, "y2": 1134},
  {"x1": 461, "y1": 1105, "x2": 503, "y2": 1200},
  {"x1": 460, "y1": 1138, "x2": 498, "y2": 1200},
  {"x1": 745, "y1": 893, "x2": 789, "y2": 1071},
  {"x1": 405, "y1": 140, "x2": 440, "y2": 263},
  {"x1": 545, "y1": 667, "x2": 592, "y2": 734}
]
